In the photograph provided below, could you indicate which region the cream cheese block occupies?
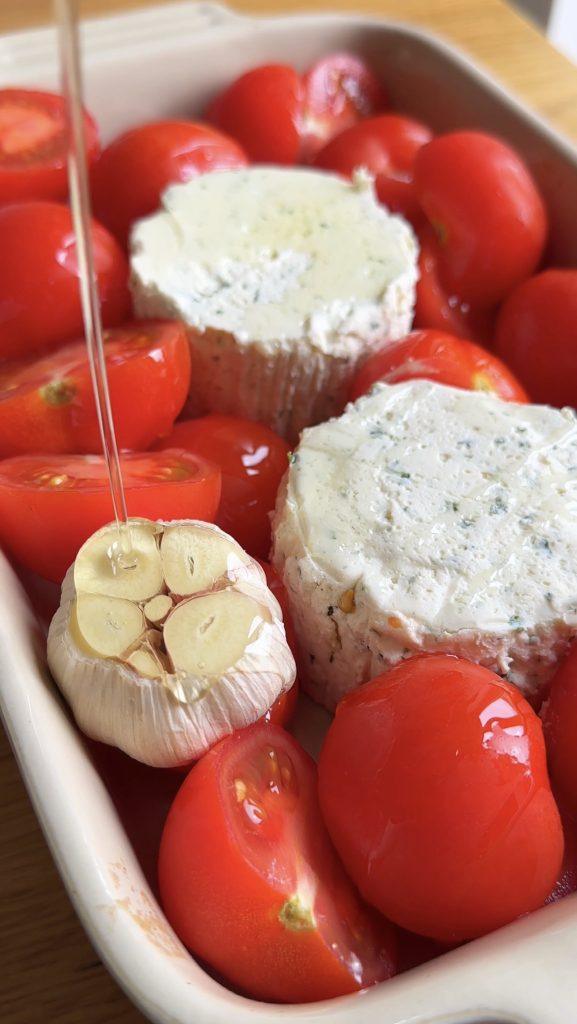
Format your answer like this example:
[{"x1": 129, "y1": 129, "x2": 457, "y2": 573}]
[
  {"x1": 130, "y1": 167, "x2": 418, "y2": 441},
  {"x1": 271, "y1": 380, "x2": 577, "y2": 709}
]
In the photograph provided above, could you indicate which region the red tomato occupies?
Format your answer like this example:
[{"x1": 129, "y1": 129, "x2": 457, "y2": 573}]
[
  {"x1": 313, "y1": 114, "x2": 432, "y2": 224},
  {"x1": 541, "y1": 642, "x2": 577, "y2": 811},
  {"x1": 318, "y1": 654, "x2": 564, "y2": 943},
  {"x1": 205, "y1": 65, "x2": 303, "y2": 165},
  {"x1": 301, "y1": 53, "x2": 388, "y2": 159},
  {"x1": 0, "y1": 202, "x2": 131, "y2": 361},
  {"x1": 154, "y1": 415, "x2": 289, "y2": 559},
  {"x1": 0, "y1": 321, "x2": 191, "y2": 457},
  {"x1": 258, "y1": 560, "x2": 300, "y2": 727},
  {"x1": 413, "y1": 224, "x2": 495, "y2": 345},
  {"x1": 494, "y1": 270, "x2": 577, "y2": 408},
  {"x1": 91, "y1": 121, "x2": 248, "y2": 246},
  {"x1": 415, "y1": 131, "x2": 547, "y2": 308},
  {"x1": 0, "y1": 88, "x2": 99, "y2": 204},
  {"x1": 349, "y1": 329, "x2": 529, "y2": 403},
  {"x1": 0, "y1": 449, "x2": 221, "y2": 582},
  {"x1": 158, "y1": 722, "x2": 397, "y2": 1002}
]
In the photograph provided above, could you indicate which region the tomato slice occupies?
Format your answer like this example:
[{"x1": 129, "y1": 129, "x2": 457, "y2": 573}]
[
  {"x1": 91, "y1": 121, "x2": 248, "y2": 247},
  {"x1": 301, "y1": 53, "x2": 388, "y2": 159},
  {"x1": 0, "y1": 88, "x2": 99, "y2": 204},
  {"x1": 0, "y1": 321, "x2": 191, "y2": 457},
  {"x1": 205, "y1": 65, "x2": 303, "y2": 165},
  {"x1": 349, "y1": 328, "x2": 529, "y2": 403},
  {"x1": 154, "y1": 415, "x2": 289, "y2": 559},
  {"x1": 0, "y1": 450, "x2": 221, "y2": 582},
  {"x1": 158, "y1": 722, "x2": 396, "y2": 1003}
]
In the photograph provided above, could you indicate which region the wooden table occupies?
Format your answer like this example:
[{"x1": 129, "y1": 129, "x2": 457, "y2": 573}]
[{"x1": 1, "y1": 2, "x2": 576, "y2": 1022}]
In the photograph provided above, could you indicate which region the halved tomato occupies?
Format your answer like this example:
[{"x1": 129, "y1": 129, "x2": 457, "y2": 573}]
[{"x1": 0, "y1": 450, "x2": 221, "y2": 582}]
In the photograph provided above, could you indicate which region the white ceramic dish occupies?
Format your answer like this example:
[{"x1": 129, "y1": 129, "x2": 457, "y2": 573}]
[{"x1": 2, "y1": 4, "x2": 577, "y2": 1023}]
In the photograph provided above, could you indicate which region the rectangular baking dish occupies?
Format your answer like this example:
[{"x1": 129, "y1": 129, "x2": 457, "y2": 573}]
[{"x1": 1, "y1": 4, "x2": 577, "y2": 1023}]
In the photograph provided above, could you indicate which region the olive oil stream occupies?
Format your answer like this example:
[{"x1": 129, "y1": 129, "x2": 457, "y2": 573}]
[{"x1": 55, "y1": 0, "x2": 136, "y2": 571}]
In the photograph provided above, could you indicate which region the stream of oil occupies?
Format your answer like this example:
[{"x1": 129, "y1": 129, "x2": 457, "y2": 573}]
[{"x1": 55, "y1": 0, "x2": 136, "y2": 571}]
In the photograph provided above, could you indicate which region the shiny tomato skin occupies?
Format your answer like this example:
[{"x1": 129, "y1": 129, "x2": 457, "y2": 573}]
[
  {"x1": 413, "y1": 224, "x2": 495, "y2": 345},
  {"x1": 158, "y1": 722, "x2": 397, "y2": 1003},
  {"x1": 0, "y1": 88, "x2": 99, "y2": 204},
  {"x1": 415, "y1": 131, "x2": 547, "y2": 308},
  {"x1": 494, "y1": 270, "x2": 577, "y2": 408},
  {"x1": 91, "y1": 121, "x2": 248, "y2": 246},
  {"x1": 0, "y1": 202, "x2": 131, "y2": 361},
  {"x1": 313, "y1": 114, "x2": 432, "y2": 225},
  {"x1": 318, "y1": 654, "x2": 564, "y2": 944},
  {"x1": 154, "y1": 415, "x2": 289, "y2": 559},
  {"x1": 541, "y1": 643, "x2": 577, "y2": 811},
  {"x1": 349, "y1": 329, "x2": 529, "y2": 403},
  {"x1": 205, "y1": 65, "x2": 303, "y2": 165},
  {"x1": 0, "y1": 321, "x2": 191, "y2": 457},
  {"x1": 301, "y1": 53, "x2": 388, "y2": 159},
  {"x1": 0, "y1": 449, "x2": 221, "y2": 582}
]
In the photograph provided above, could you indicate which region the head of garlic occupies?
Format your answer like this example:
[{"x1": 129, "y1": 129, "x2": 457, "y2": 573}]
[{"x1": 47, "y1": 518, "x2": 296, "y2": 768}]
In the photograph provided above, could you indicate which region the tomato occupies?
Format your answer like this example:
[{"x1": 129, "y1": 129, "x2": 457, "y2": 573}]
[
  {"x1": 258, "y1": 560, "x2": 300, "y2": 727},
  {"x1": 91, "y1": 121, "x2": 248, "y2": 246},
  {"x1": 494, "y1": 270, "x2": 577, "y2": 408},
  {"x1": 0, "y1": 202, "x2": 131, "y2": 361},
  {"x1": 205, "y1": 64, "x2": 303, "y2": 165},
  {"x1": 541, "y1": 642, "x2": 577, "y2": 811},
  {"x1": 158, "y1": 722, "x2": 397, "y2": 1002},
  {"x1": 0, "y1": 88, "x2": 99, "y2": 204},
  {"x1": 414, "y1": 131, "x2": 547, "y2": 308},
  {"x1": 0, "y1": 321, "x2": 191, "y2": 457},
  {"x1": 0, "y1": 449, "x2": 221, "y2": 582},
  {"x1": 154, "y1": 415, "x2": 289, "y2": 559},
  {"x1": 313, "y1": 114, "x2": 432, "y2": 224},
  {"x1": 349, "y1": 329, "x2": 529, "y2": 403},
  {"x1": 318, "y1": 654, "x2": 563, "y2": 944},
  {"x1": 413, "y1": 224, "x2": 495, "y2": 345},
  {"x1": 301, "y1": 53, "x2": 388, "y2": 159}
]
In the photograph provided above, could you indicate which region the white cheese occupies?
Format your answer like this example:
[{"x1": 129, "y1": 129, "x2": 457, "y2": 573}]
[
  {"x1": 272, "y1": 380, "x2": 577, "y2": 709},
  {"x1": 130, "y1": 167, "x2": 417, "y2": 440}
]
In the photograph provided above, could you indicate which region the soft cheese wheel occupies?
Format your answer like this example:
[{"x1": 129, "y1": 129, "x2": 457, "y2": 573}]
[
  {"x1": 130, "y1": 167, "x2": 417, "y2": 441},
  {"x1": 272, "y1": 380, "x2": 577, "y2": 709}
]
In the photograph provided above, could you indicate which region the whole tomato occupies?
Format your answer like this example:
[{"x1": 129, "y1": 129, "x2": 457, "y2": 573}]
[
  {"x1": 318, "y1": 654, "x2": 563, "y2": 943},
  {"x1": 313, "y1": 113, "x2": 432, "y2": 224},
  {"x1": 300, "y1": 53, "x2": 388, "y2": 159},
  {"x1": 494, "y1": 270, "x2": 577, "y2": 408},
  {"x1": 414, "y1": 131, "x2": 547, "y2": 308},
  {"x1": 541, "y1": 642, "x2": 577, "y2": 811},
  {"x1": 349, "y1": 329, "x2": 528, "y2": 403}
]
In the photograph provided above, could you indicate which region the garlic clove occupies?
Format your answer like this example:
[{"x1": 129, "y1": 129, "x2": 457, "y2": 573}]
[
  {"x1": 72, "y1": 593, "x2": 145, "y2": 658},
  {"x1": 74, "y1": 518, "x2": 164, "y2": 602},
  {"x1": 160, "y1": 522, "x2": 250, "y2": 596}
]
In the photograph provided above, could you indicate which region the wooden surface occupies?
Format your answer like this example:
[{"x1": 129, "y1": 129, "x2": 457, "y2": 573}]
[{"x1": 1, "y1": 2, "x2": 577, "y2": 1023}]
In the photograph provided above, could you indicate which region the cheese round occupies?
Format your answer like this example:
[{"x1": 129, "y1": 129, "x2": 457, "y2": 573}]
[
  {"x1": 130, "y1": 167, "x2": 417, "y2": 440},
  {"x1": 272, "y1": 380, "x2": 577, "y2": 709}
]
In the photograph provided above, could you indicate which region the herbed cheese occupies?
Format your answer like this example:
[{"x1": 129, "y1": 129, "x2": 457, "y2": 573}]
[
  {"x1": 272, "y1": 380, "x2": 577, "y2": 709},
  {"x1": 130, "y1": 167, "x2": 417, "y2": 440}
]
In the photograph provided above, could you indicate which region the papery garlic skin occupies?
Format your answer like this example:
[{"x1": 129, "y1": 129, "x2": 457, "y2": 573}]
[{"x1": 47, "y1": 519, "x2": 296, "y2": 768}]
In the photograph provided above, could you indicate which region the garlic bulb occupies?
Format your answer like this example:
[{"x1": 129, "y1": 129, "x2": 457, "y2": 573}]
[{"x1": 47, "y1": 518, "x2": 296, "y2": 767}]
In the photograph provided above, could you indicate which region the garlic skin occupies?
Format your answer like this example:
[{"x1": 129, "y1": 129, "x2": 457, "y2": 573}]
[{"x1": 47, "y1": 519, "x2": 296, "y2": 768}]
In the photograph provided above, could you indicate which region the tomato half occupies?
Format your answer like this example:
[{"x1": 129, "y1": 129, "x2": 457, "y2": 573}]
[
  {"x1": 0, "y1": 321, "x2": 191, "y2": 457},
  {"x1": 0, "y1": 88, "x2": 99, "y2": 204},
  {"x1": 494, "y1": 270, "x2": 577, "y2": 409},
  {"x1": 318, "y1": 654, "x2": 563, "y2": 943},
  {"x1": 0, "y1": 450, "x2": 221, "y2": 582},
  {"x1": 301, "y1": 53, "x2": 388, "y2": 159},
  {"x1": 205, "y1": 64, "x2": 303, "y2": 165},
  {"x1": 154, "y1": 415, "x2": 289, "y2": 559},
  {"x1": 349, "y1": 329, "x2": 529, "y2": 403},
  {"x1": 313, "y1": 114, "x2": 432, "y2": 224},
  {"x1": 91, "y1": 121, "x2": 248, "y2": 246},
  {"x1": 414, "y1": 131, "x2": 547, "y2": 308},
  {"x1": 0, "y1": 202, "x2": 131, "y2": 361},
  {"x1": 158, "y1": 722, "x2": 397, "y2": 1002}
]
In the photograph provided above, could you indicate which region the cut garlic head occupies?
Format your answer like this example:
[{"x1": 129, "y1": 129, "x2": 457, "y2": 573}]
[{"x1": 47, "y1": 518, "x2": 296, "y2": 767}]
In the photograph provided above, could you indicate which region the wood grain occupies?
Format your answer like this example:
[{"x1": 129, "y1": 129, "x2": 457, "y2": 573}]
[{"x1": 1, "y1": 2, "x2": 577, "y2": 1022}]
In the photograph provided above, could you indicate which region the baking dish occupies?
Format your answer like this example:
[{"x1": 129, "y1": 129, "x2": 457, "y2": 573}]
[{"x1": 1, "y1": 3, "x2": 577, "y2": 1022}]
